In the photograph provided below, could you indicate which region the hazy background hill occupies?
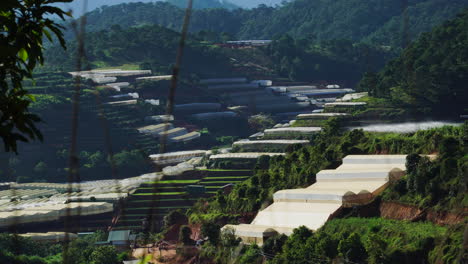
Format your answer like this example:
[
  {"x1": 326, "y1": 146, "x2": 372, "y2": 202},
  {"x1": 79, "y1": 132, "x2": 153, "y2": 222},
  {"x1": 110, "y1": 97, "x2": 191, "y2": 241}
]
[
  {"x1": 56, "y1": 0, "x2": 286, "y2": 16},
  {"x1": 71, "y1": 0, "x2": 468, "y2": 47}
]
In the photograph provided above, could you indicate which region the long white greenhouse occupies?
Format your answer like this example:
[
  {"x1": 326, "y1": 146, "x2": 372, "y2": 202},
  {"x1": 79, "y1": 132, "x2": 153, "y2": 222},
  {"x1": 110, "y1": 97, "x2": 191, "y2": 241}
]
[
  {"x1": 264, "y1": 127, "x2": 322, "y2": 135},
  {"x1": 210, "y1": 152, "x2": 285, "y2": 160},
  {"x1": 149, "y1": 150, "x2": 207, "y2": 165},
  {"x1": 137, "y1": 123, "x2": 174, "y2": 135},
  {"x1": 223, "y1": 155, "x2": 408, "y2": 245},
  {"x1": 296, "y1": 113, "x2": 350, "y2": 120}
]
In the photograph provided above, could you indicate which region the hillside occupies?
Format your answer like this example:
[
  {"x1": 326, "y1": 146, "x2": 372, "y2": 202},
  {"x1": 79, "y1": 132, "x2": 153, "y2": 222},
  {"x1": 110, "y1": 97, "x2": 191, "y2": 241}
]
[
  {"x1": 45, "y1": 25, "x2": 232, "y2": 76},
  {"x1": 74, "y1": 0, "x2": 468, "y2": 46},
  {"x1": 56, "y1": 0, "x2": 240, "y2": 17},
  {"x1": 358, "y1": 9, "x2": 468, "y2": 117}
]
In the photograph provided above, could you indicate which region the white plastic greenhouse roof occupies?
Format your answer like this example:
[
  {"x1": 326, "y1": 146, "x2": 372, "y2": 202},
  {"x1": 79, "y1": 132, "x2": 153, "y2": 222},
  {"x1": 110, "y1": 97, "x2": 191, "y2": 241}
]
[
  {"x1": 19, "y1": 232, "x2": 78, "y2": 242},
  {"x1": 69, "y1": 69, "x2": 151, "y2": 77},
  {"x1": 296, "y1": 113, "x2": 349, "y2": 119},
  {"x1": 224, "y1": 154, "x2": 408, "y2": 243},
  {"x1": 210, "y1": 152, "x2": 285, "y2": 160},
  {"x1": 337, "y1": 92, "x2": 368, "y2": 102},
  {"x1": 150, "y1": 150, "x2": 207, "y2": 160},
  {"x1": 171, "y1": 131, "x2": 201, "y2": 142},
  {"x1": 233, "y1": 140, "x2": 309, "y2": 146},
  {"x1": 264, "y1": 127, "x2": 322, "y2": 134},
  {"x1": 325, "y1": 102, "x2": 367, "y2": 107},
  {"x1": 105, "y1": 99, "x2": 138, "y2": 106},
  {"x1": 137, "y1": 123, "x2": 173, "y2": 134},
  {"x1": 0, "y1": 202, "x2": 113, "y2": 228},
  {"x1": 341, "y1": 155, "x2": 407, "y2": 165},
  {"x1": 251, "y1": 202, "x2": 342, "y2": 231},
  {"x1": 136, "y1": 75, "x2": 172, "y2": 81}
]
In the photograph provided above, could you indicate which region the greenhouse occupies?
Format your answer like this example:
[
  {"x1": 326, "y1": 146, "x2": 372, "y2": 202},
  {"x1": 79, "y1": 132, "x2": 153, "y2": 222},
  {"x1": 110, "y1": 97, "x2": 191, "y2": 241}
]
[
  {"x1": 296, "y1": 113, "x2": 350, "y2": 120},
  {"x1": 170, "y1": 131, "x2": 201, "y2": 143},
  {"x1": 0, "y1": 189, "x2": 58, "y2": 200},
  {"x1": 144, "y1": 115, "x2": 174, "y2": 123},
  {"x1": 105, "y1": 82, "x2": 130, "y2": 92},
  {"x1": 224, "y1": 155, "x2": 408, "y2": 244},
  {"x1": 136, "y1": 75, "x2": 172, "y2": 81},
  {"x1": 264, "y1": 127, "x2": 322, "y2": 135},
  {"x1": 0, "y1": 202, "x2": 113, "y2": 228},
  {"x1": 209, "y1": 152, "x2": 285, "y2": 160},
  {"x1": 137, "y1": 123, "x2": 174, "y2": 135},
  {"x1": 149, "y1": 150, "x2": 207, "y2": 165},
  {"x1": 233, "y1": 140, "x2": 309, "y2": 147},
  {"x1": 158, "y1": 127, "x2": 188, "y2": 139},
  {"x1": 324, "y1": 102, "x2": 367, "y2": 107},
  {"x1": 337, "y1": 92, "x2": 368, "y2": 101},
  {"x1": 251, "y1": 80, "x2": 273, "y2": 86},
  {"x1": 19, "y1": 232, "x2": 78, "y2": 242},
  {"x1": 69, "y1": 69, "x2": 152, "y2": 78},
  {"x1": 105, "y1": 99, "x2": 138, "y2": 106},
  {"x1": 11, "y1": 183, "x2": 81, "y2": 192},
  {"x1": 109, "y1": 93, "x2": 139, "y2": 100}
]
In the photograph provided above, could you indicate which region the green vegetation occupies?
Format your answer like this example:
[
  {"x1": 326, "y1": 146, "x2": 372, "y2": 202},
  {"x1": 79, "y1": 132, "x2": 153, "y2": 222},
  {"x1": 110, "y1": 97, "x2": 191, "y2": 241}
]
[
  {"x1": 78, "y1": 0, "x2": 468, "y2": 45},
  {"x1": 266, "y1": 218, "x2": 464, "y2": 264},
  {"x1": 0, "y1": 0, "x2": 71, "y2": 153},
  {"x1": 358, "y1": 10, "x2": 468, "y2": 117},
  {"x1": 0, "y1": 232, "x2": 128, "y2": 264}
]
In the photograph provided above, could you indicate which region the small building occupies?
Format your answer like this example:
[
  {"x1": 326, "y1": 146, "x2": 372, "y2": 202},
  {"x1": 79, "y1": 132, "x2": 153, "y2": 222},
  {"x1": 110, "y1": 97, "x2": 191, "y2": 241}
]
[{"x1": 96, "y1": 230, "x2": 134, "y2": 249}]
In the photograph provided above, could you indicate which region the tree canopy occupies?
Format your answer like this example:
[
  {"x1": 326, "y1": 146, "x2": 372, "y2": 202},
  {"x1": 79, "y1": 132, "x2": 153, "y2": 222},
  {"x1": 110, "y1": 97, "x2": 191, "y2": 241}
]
[{"x1": 0, "y1": 0, "x2": 71, "y2": 153}]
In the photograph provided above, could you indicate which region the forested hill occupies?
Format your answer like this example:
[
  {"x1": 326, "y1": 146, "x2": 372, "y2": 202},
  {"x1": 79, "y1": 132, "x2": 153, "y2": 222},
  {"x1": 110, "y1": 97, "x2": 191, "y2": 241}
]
[
  {"x1": 56, "y1": 0, "x2": 239, "y2": 17},
  {"x1": 44, "y1": 24, "x2": 231, "y2": 76},
  {"x1": 358, "y1": 9, "x2": 468, "y2": 117},
  {"x1": 76, "y1": 0, "x2": 468, "y2": 46},
  {"x1": 166, "y1": 0, "x2": 239, "y2": 9}
]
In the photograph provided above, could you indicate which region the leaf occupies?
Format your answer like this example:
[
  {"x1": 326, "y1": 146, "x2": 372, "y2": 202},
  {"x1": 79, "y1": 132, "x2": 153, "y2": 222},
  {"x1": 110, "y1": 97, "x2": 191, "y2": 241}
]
[
  {"x1": 18, "y1": 48, "x2": 28, "y2": 62},
  {"x1": 26, "y1": 93, "x2": 36, "y2": 102}
]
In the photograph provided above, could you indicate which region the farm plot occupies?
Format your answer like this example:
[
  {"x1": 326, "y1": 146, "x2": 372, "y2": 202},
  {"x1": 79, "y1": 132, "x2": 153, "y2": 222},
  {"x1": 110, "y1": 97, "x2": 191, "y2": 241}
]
[{"x1": 113, "y1": 169, "x2": 253, "y2": 230}]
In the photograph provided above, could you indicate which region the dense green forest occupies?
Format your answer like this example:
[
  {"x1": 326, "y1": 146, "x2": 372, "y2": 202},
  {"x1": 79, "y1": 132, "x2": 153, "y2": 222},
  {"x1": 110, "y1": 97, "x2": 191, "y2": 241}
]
[
  {"x1": 45, "y1": 24, "x2": 231, "y2": 76},
  {"x1": 73, "y1": 0, "x2": 468, "y2": 45},
  {"x1": 358, "y1": 9, "x2": 468, "y2": 117},
  {"x1": 0, "y1": 232, "x2": 128, "y2": 264},
  {"x1": 166, "y1": 0, "x2": 239, "y2": 10}
]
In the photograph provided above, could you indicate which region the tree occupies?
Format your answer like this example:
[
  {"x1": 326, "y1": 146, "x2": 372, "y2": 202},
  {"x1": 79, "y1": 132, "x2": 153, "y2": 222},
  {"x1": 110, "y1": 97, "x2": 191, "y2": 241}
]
[
  {"x1": 89, "y1": 246, "x2": 119, "y2": 264},
  {"x1": 201, "y1": 222, "x2": 221, "y2": 245},
  {"x1": 0, "y1": 0, "x2": 71, "y2": 153},
  {"x1": 338, "y1": 233, "x2": 367, "y2": 262},
  {"x1": 179, "y1": 225, "x2": 192, "y2": 245}
]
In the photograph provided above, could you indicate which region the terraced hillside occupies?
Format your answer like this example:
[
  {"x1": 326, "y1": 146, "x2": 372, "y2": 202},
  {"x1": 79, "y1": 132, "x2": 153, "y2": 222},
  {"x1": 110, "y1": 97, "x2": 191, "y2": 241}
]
[{"x1": 113, "y1": 169, "x2": 253, "y2": 230}]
